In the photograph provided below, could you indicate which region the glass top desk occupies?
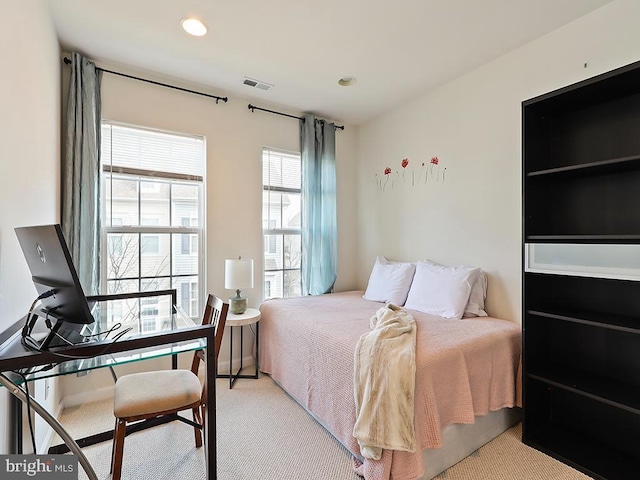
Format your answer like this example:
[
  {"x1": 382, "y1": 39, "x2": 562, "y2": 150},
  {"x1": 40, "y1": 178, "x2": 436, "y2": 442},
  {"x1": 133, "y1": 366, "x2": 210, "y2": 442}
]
[{"x1": 0, "y1": 290, "x2": 219, "y2": 480}]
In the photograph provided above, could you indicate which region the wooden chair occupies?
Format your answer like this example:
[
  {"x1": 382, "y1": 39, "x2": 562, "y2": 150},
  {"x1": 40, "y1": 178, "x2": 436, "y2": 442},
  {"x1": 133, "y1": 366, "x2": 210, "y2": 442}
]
[{"x1": 110, "y1": 294, "x2": 228, "y2": 480}]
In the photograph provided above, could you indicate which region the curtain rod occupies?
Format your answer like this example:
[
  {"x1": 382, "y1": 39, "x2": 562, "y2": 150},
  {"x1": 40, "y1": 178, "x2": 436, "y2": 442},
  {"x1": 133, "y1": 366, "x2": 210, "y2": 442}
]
[
  {"x1": 63, "y1": 57, "x2": 228, "y2": 104},
  {"x1": 247, "y1": 104, "x2": 345, "y2": 130}
]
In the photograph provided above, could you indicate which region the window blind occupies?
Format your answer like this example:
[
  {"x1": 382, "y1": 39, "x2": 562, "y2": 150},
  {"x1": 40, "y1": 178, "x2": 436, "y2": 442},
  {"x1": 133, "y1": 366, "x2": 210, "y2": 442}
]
[{"x1": 102, "y1": 123, "x2": 205, "y2": 178}]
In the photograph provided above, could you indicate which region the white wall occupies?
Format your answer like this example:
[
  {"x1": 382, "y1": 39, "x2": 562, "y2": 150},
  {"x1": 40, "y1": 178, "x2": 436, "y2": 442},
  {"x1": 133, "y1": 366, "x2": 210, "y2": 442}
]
[
  {"x1": 0, "y1": 0, "x2": 61, "y2": 454},
  {"x1": 97, "y1": 69, "x2": 358, "y2": 302},
  {"x1": 59, "y1": 65, "x2": 359, "y2": 400},
  {"x1": 356, "y1": 0, "x2": 640, "y2": 322},
  {"x1": 98, "y1": 70, "x2": 358, "y2": 305}
]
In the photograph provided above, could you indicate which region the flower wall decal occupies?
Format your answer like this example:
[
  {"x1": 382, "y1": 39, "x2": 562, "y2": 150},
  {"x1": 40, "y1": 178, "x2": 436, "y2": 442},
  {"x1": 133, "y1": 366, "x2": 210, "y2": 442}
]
[
  {"x1": 401, "y1": 158, "x2": 410, "y2": 185},
  {"x1": 376, "y1": 156, "x2": 447, "y2": 192},
  {"x1": 376, "y1": 166, "x2": 393, "y2": 191}
]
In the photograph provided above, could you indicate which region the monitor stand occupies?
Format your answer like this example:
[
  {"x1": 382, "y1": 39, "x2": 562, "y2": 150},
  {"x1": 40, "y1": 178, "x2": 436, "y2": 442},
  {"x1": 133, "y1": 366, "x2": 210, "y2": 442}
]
[{"x1": 22, "y1": 309, "x2": 89, "y2": 351}]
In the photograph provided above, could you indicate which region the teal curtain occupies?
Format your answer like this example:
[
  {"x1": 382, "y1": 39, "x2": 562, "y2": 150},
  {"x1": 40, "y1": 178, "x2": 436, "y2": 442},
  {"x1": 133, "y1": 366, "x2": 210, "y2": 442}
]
[
  {"x1": 62, "y1": 52, "x2": 102, "y2": 295},
  {"x1": 300, "y1": 115, "x2": 337, "y2": 295}
]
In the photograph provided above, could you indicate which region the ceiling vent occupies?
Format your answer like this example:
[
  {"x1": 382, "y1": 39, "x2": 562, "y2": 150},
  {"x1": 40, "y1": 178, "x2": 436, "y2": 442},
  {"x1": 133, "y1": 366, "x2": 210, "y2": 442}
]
[{"x1": 243, "y1": 77, "x2": 273, "y2": 91}]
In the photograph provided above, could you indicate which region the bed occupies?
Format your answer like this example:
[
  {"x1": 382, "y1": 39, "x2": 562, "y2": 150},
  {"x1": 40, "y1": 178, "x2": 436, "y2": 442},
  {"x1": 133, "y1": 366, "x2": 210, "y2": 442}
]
[{"x1": 258, "y1": 289, "x2": 522, "y2": 480}]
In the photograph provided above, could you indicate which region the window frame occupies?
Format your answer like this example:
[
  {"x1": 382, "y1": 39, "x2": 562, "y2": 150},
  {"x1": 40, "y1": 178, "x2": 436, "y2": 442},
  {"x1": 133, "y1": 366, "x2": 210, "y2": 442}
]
[
  {"x1": 262, "y1": 147, "x2": 302, "y2": 299},
  {"x1": 100, "y1": 121, "x2": 206, "y2": 319}
]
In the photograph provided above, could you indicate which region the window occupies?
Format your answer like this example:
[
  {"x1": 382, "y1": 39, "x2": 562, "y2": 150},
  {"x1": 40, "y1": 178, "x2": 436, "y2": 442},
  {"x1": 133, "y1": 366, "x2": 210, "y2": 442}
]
[
  {"x1": 108, "y1": 235, "x2": 124, "y2": 255},
  {"x1": 141, "y1": 315, "x2": 157, "y2": 333},
  {"x1": 180, "y1": 280, "x2": 199, "y2": 317},
  {"x1": 101, "y1": 122, "x2": 205, "y2": 321},
  {"x1": 262, "y1": 148, "x2": 302, "y2": 299},
  {"x1": 141, "y1": 235, "x2": 160, "y2": 255},
  {"x1": 180, "y1": 217, "x2": 197, "y2": 255}
]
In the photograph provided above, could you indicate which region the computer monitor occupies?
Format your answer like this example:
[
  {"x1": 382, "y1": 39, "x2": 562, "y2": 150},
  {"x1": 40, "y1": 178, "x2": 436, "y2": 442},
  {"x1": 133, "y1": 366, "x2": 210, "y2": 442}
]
[{"x1": 15, "y1": 223, "x2": 95, "y2": 350}]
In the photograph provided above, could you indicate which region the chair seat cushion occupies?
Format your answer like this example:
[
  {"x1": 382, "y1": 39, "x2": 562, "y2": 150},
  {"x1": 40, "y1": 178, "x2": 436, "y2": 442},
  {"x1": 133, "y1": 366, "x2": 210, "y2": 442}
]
[{"x1": 114, "y1": 369, "x2": 202, "y2": 418}]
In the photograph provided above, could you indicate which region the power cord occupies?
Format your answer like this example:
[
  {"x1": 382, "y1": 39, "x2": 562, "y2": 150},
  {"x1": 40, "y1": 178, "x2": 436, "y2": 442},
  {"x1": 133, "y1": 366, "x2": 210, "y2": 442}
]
[
  {"x1": 82, "y1": 322, "x2": 129, "y2": 341},
  {"x1": 15, "y1": 371, "x2": 36, "y2": 453},
  {"x1": 12, "y1": 363, "x2": 56, "y2": 454},
  {"x1": 24, "y1": 325, "x2": 133, "y2": 361},
  {"x1": 21, "y1": 290, "x2": 55, "y2": 339},
  {"x1": 22, "y1": 303, "x2": 133, "y2": 360}
]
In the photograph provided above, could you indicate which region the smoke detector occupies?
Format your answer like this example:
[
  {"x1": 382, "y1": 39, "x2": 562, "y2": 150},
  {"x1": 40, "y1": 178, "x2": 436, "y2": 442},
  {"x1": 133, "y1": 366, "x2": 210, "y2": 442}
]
[{"x1": 243, "y1": 77, "x2": 273, "y2": 91}]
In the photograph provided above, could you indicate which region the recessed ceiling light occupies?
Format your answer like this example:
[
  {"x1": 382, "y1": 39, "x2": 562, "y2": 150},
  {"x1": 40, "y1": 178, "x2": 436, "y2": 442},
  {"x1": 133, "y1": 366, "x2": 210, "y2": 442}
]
[
  {"x1": 338, "y1": 76, "x2": 357, "y2": 87},
  {"x1": 181, "y1": 18, "x2": 208, "y2": 37}
]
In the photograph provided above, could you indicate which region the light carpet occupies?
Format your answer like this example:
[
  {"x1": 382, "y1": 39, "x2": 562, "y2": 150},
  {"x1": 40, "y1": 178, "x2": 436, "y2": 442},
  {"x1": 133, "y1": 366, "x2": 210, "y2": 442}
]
[{"x1": 55, "y1": 375, "x2": 591, "y2": 480}]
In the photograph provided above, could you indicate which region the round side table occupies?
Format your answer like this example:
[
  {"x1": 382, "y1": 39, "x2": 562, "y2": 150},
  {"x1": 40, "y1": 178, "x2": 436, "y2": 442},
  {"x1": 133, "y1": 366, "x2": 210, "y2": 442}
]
[{"x1": 216, "y1": 307, "x2": 261, "y2": 389}]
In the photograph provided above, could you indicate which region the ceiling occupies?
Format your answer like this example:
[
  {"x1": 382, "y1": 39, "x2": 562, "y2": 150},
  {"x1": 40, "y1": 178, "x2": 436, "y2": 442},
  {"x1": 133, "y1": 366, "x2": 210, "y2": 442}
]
[{"x1": 44, "y1": 0, "x2": 613, "y2": 126}]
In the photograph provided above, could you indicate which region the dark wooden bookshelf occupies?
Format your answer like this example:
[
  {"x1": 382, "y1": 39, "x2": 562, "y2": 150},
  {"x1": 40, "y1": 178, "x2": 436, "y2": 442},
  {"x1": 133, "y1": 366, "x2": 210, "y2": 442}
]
[
  {"x1": 527, "y1": 309, "x2": 640, "y2": 334},
  {"x1": 527, "y1": 368, "x2": 640, "y2": 415},
  {"x1": 524, "y1": 423, "x2": 637, "y2": 480},
  {"x1": 522, "y1": 60, "x2": 640, "y2": 479},
  {"x1": 526, "y1": 154, "x2": 640, "y2": 178},
  {"x1": 526, "y1": 235, "x2": 640, "y2": 243}
]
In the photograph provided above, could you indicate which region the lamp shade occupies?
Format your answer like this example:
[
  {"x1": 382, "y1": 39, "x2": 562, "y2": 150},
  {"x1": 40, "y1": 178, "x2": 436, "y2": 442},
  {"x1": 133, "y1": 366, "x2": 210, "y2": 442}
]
[{"x1": 225, "y1": 258, "x2": 254, "y2": 290}]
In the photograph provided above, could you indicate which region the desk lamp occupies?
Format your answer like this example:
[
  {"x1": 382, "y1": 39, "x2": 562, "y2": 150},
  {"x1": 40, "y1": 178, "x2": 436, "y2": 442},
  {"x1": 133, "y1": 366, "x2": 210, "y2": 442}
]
[{"x1": 225, "y1": 257, "x2": 254, "y2": 314}]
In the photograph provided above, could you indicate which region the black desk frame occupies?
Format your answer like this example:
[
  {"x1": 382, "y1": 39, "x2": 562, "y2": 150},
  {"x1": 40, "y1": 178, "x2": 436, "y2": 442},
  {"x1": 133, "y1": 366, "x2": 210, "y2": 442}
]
[{"x1": 0, "y1": 291, "x2": 218, "y2": 480}]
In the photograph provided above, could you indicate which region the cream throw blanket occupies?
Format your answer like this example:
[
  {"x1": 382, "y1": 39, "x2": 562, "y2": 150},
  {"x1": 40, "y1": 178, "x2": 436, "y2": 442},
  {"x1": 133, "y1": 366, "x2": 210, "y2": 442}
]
[{"x1": 353, "y1": 303, "x2": 417, "y2": 460}]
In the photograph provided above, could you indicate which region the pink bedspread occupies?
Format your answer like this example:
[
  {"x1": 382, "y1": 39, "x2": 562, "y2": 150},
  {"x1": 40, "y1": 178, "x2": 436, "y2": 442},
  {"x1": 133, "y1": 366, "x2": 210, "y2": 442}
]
[{"x1": 258, "y1": 291, "x2": 521, "y2": 480}]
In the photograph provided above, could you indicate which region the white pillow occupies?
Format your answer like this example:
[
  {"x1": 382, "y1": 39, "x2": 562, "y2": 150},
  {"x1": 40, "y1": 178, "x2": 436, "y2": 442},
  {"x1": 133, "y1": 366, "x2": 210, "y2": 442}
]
[
  {"x1": 465, "y1": 270, "x2": 488, "y2": 317},
  {"x1": 404, "y1": 261, "x2": 480, "y2": 319},
  {"x1": 363, "y1": 256, "x2": 416, "y2": 306},
  {"x1": 423, "y1": 260, "x2": 488, "y2": 317}
]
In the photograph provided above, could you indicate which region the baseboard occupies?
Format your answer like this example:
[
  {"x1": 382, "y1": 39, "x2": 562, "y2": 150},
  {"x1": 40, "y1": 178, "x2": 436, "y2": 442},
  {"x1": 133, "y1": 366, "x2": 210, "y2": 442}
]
[
  {"x1": 216, "y1": 355, "x2": 255, "y2": 376},
  {"x1": 37, "y1": 402, "x2": 64, "y2": 454}
]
